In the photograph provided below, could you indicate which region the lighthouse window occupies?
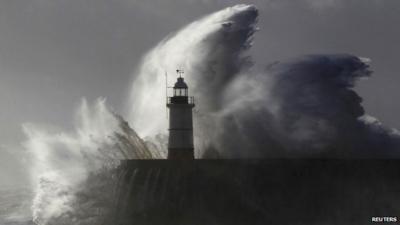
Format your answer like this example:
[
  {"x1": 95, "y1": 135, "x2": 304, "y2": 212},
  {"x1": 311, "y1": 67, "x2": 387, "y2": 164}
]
[{"x1": 174, "y1": 88, "x2": 187, "y2": 96}]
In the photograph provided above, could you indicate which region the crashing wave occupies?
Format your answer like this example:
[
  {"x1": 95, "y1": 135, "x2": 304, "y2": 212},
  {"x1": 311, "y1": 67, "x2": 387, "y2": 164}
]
[{"x1": 24, "y1": 99, "x2": 152, "y2": 225}]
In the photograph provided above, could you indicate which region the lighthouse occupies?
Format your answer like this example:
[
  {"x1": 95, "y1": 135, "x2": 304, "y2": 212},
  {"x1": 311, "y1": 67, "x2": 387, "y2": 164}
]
[{"x1": 167, "y1": 70, "x2": 195, "y2": 159}]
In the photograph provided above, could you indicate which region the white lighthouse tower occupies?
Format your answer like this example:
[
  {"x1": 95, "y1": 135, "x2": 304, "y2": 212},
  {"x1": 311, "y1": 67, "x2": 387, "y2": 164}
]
[{"x1": 167, "y1": 70, "x2": 195, "y2": 159}]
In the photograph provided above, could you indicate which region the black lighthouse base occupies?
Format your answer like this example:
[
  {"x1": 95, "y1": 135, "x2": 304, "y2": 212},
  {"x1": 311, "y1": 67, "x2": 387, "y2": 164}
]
[{"x1": 112, "y1": 159, "x2": 400, "y2": 225}]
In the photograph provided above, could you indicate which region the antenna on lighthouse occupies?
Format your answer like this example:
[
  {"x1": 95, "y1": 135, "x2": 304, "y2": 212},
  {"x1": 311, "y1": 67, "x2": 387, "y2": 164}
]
[
  {"x1": 176, "y1": 69, "x2": 184, "y2": 78},
  {"x1": 165, "y1": 71, "x2": 168, "y2": 119}
]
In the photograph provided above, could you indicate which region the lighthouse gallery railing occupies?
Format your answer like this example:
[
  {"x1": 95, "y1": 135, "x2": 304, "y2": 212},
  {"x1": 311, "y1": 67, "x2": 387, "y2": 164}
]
[{"x1": 167, "y1": 96, "x2": 194, "y2": 105}]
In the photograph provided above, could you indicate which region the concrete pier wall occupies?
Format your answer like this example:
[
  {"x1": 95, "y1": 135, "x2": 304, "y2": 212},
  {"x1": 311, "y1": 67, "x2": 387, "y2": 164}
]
[{"x1": 112, "y1": 160, "x2": 400, "y2": 225}]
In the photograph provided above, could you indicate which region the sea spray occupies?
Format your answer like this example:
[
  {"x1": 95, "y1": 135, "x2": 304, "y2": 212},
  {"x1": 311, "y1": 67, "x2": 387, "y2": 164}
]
[
  {"x1": 128, "y1": 4, "x2": 259, "y2": 157},
  {"x1": 24, "y1": 98, "x2": 152, "y2": 225},
  {"x1": 127, "y1": 4, "x2": 400, "y2": 158}
]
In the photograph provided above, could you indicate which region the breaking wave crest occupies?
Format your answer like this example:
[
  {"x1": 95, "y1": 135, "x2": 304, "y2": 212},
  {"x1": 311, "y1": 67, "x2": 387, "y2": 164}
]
[
  {"x1": 128, "y1": 4, "x2": 400, "y2": 158},
  {"x1": 24, "y1": 99, "x2": 152, "y2": 225},
  {"x1": 128, "y1": 4, "x2": 259, "y2": 157}
]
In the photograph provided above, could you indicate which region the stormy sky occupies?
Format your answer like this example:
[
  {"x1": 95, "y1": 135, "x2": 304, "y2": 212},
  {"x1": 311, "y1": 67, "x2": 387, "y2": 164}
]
[{"x1": 1, "y1": 0, "x2": 400, "y2": 187}]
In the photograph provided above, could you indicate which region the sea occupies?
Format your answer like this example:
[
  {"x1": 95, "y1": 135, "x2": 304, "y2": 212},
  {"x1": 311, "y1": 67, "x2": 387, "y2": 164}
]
[{"x1": 0, "y1": 187, "x2": 34, "y2": 225}]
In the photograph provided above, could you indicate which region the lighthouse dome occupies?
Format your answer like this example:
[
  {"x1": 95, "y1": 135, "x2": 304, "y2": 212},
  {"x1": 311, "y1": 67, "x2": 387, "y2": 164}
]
[{"x1": 174, "y1": 77, "x2": 188, "y2": 89}]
